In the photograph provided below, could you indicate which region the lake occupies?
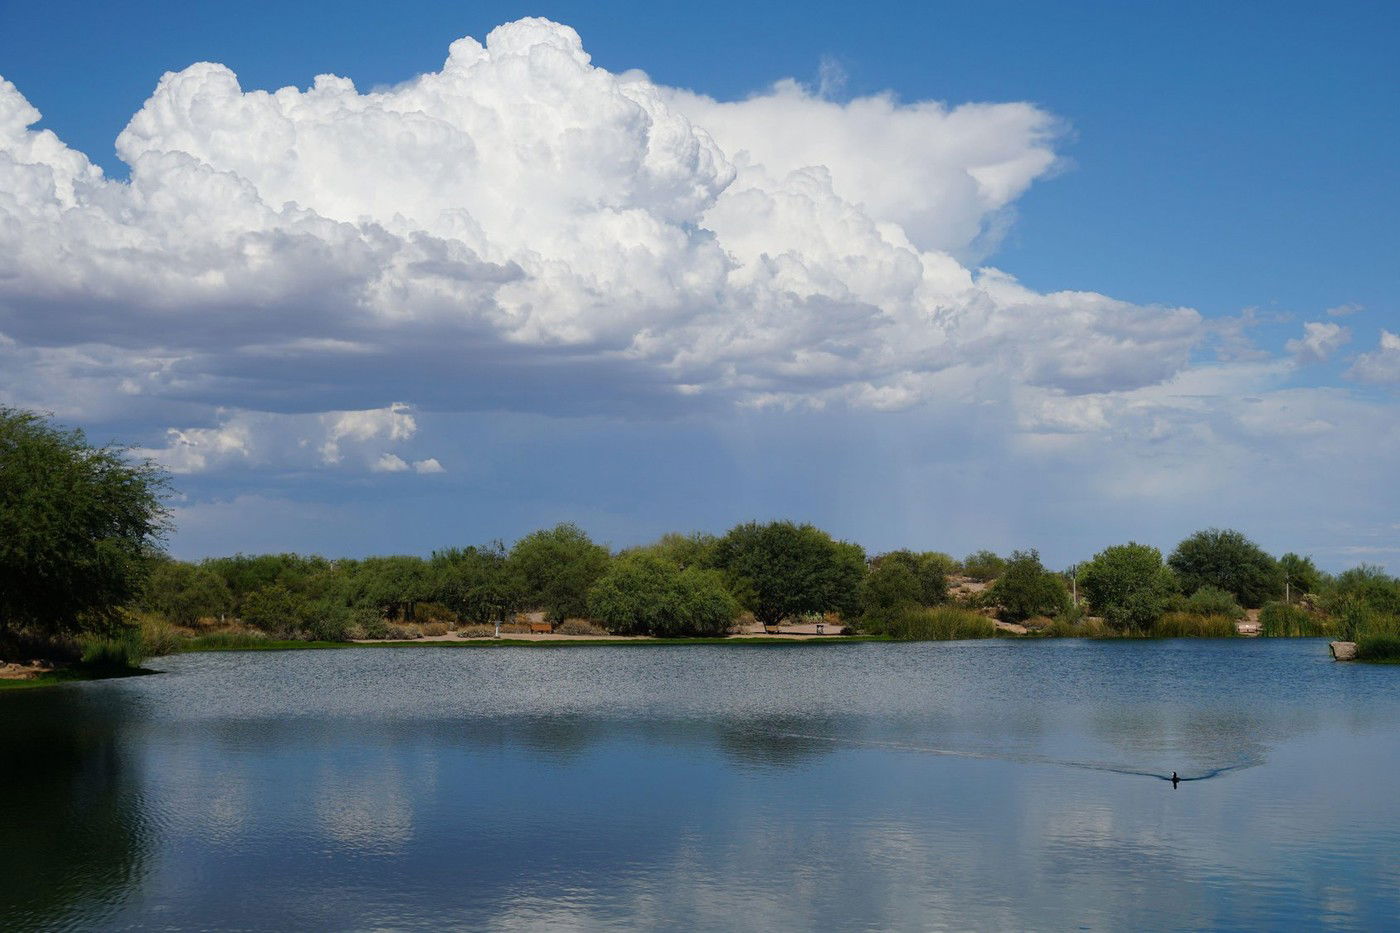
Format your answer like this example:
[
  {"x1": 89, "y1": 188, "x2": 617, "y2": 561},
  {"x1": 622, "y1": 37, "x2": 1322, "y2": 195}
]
[{"x1": 2, "y1": 639, "x2": 1397, "y2": 930}]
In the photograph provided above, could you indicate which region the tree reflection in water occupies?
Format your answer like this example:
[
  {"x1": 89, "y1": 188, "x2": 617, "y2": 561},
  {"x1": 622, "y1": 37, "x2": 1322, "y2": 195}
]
[{"x1": 0, "y1": 690, "x2": 149, "y2": 930}]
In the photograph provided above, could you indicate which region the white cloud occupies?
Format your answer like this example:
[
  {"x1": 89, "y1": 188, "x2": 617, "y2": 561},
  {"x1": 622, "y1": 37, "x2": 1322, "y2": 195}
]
[
  {"x1": 372, "y1": 453, "x2": 410, "y2": 473},
  {"x1": 0, "y1": 14, "x2": 1390, "y2": 507},
  {"x1": 135, "y1": 403, "x2": 434, "y2": 474},
  {"x1": 1348, "y1": 330, "x2": 1400, "y2": 384},
  {"x1": 1285, "y1": 321, "x2": 1350, "y2": 364}
]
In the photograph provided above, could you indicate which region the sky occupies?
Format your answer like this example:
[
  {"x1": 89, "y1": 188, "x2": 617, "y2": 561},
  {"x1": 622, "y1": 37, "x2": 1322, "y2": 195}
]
[{"x1": 0, "y1": 1, "x2": 1396, "y2": 569}]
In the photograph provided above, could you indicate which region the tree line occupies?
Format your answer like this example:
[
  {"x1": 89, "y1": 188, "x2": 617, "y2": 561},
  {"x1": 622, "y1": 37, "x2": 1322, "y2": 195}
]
[{"x1": 4, "y1": 406, "x2": 1399, "y2": 660}]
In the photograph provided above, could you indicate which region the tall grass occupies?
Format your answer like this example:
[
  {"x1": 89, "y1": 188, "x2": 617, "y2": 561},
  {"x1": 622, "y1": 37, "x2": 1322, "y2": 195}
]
[
  {"x1": 183, "y1": 630, "x2": 271, "y2": 650},
  {"x1": 138, "y1": 616, "x2": 182, "y2": 657},
  {"x1": 875, "y1": 606, "x2": 995, "y2": 640},
  {"x1": 1356, "y1": 635, "x2": 1400, "y2": 662},
  {"x1": 1153, "y1": 612, "x2": 1237, "y2": 638},
  {"x1": 77, "y1": 632, "x2": 146, "y2": 673},
  {"x1": 1040, "y1": 616, "x2": 1119, "y2": 638},
  {"x1": 1258, "y1": 602, "x2": 1330, "y2": 637}
]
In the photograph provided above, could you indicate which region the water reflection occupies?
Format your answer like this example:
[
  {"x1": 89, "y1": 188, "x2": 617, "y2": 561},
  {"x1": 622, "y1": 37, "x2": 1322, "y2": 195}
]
[
  {"x1": 2, "y1": 640, "x2": 1397, "y2": 930},
  {"x1": 0, "y1": 690, "x2": 149, "y2": 930}
]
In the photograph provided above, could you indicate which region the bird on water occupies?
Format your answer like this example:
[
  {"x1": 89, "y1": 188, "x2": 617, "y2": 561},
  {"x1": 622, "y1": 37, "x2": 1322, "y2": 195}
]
[{"x1": 1171, "y1": 771, "x2": 1180, "y2": 788}]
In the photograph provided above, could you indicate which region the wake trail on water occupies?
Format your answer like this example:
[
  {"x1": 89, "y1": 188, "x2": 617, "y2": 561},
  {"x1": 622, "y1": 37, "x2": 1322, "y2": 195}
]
[{"x1": 768, "y1": 731, "x2": 1261, "y2": 783}]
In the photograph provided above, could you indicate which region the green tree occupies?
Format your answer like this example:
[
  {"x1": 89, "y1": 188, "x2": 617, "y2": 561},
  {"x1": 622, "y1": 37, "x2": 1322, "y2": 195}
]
[
  {"x1": 860, "y1": 559, "x2": 923, "y2": 621},
  {"x1": 143, "y1": 559, "x2": 233, "y2": 626},
  {"x1": 1167, "y1": 528, "x2": 1283, "y2": 609},
  {"x1": 0, "y1": 408, "x2": 169, "y2": 643},
  {"x1": 962, "y1": 550, "x2": 1006, "y2": 582},
  {"x1": 988, "y1": 549, "x2": 1069, "y2": 623},
  {"x1": 431, "y1": 543, "x2": 521, "y2": 624},
  {"x1": 588, "y1": 552, "x2": 736, "y2": 636},
  {"x1": 712, "y1": 521, "x2": 866, "y2": 630},
  {"x1": 871, "y1": 550, "x2": 951, "y2": 605},
  {"x1": 1077, "y1": 542, "x2": 1178, "y2": 631},
  {"x1": 509, "y1": 523, "x2": 611, "y2": 623},
  {"x1": 345, "y1": 556, "x2": 435, "y2": 620},
  {"x1": 644, "y1": 531, "x2": 720, "y2": 570},
  {"x1": 1278, "y1": 553, "x2": 1322, "y2": 600},
  {"x1": 1324, "y1": 565, "x2": 1400, "y2": 617}
]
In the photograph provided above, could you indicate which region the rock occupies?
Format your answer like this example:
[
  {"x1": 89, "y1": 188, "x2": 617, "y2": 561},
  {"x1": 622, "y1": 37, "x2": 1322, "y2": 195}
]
[{"x1": 1330, "y1": 641, "x2": 1357, "y2": 661}]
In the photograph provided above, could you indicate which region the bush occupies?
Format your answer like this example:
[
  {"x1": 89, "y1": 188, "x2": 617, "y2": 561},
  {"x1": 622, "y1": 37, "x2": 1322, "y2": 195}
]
[
  {"x1": 1153, "y1": 612, "x2": 1237, "y2": 638},
  {"x1": 418, "y1": 621, "x2": 449, "y2": 637},
  {"x1": 988, "y1": 550, "x2": 1069, "y2": 623},
  {"x1": 1183, "y1": 586, "x2": 1244, "y2": 619},
  {"x1": 1259, "y1": 601, "x2": 1328, "y2": 637},
  {"x1": 962, "y1": 550, "x2": 1006, "y2": 582},
  {"x1": 78, "y1": 631, "x2": 145, "y2": 673},
  {"x1": 589, "y1": 552, "x2": 737, "y2": 637},
  {"x1": 556, "y1": 619, "x2": 608, "y2": 636},
  {"x1": 385, "y1": 623, "x2": 422, "y2": 640},
  {"x1": 457, "y1": 624, "x2": 496, "y2": 638},
  {"x1": 867, "y1": 605, "x2": 995, "y2": 640},
  {"x1": 868, "y1": 551, "x2": 950, "y2": 606}
]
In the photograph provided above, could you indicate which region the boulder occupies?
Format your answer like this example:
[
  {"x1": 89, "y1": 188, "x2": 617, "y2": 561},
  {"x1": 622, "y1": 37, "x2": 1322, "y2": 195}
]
[{"x1": 1330, "y1": 641, "x2": 1357, "y2": 661}]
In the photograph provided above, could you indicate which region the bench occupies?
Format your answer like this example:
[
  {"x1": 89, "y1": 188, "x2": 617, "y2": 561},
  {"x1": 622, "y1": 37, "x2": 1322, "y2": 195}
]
[{"x1": 528, "y1": 622, "x2": 553, "y2": 634}]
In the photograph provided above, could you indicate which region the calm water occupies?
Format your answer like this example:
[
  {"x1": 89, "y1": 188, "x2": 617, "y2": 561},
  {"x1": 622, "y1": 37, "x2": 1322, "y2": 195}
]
[{"x1": 2, "y1": 639, "x2": 1397, "y2": 931}]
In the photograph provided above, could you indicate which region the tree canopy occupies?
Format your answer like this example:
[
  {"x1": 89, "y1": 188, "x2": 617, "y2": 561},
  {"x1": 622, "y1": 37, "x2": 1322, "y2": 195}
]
[
  {"x1": 0, "y1": 408, "x2": 169, "y2": 639},
  {"x1": 1167, "y1": 528, "x2": 1283, "y2": 609},
  {"x1": 712, "y1": 521, "x2": 866, "y2": 629},
  {"x1": 988, "y1": 549, "x2": 1068, "y2": 623},
  {"x1": 588, "y1": 552, "x2": 736, "y2": 636},
  {"x1": 1078, "y1": 542, "x2": 1177, "y2": 631},
  {"x1": 509, "y1": 523, "x2": 611, "y2": 623}
]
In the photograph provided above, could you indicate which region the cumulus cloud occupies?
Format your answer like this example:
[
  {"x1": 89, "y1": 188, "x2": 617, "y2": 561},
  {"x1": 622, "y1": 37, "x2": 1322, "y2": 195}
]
[
  {"x1": 1348, "y1": 330, "x2": 1400, "y2": 384},
  {"x1": 6, "y1": 14, "x2": 1363, "y2": 486},
  {"x1": 1285, "y1": 321, "x2": 1350, "y2": 365}
]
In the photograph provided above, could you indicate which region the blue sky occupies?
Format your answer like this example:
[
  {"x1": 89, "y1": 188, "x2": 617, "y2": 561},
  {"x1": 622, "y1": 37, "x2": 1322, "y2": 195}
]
[{"x1": 0, "y1": 1, "x2": 1396, "y2": 568}]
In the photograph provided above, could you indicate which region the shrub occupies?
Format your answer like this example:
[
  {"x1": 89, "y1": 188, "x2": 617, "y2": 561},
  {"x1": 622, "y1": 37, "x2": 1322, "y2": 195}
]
[
  {"x1": 962, "y1": 550, "x2": 1006, "y2": 582},
  {"x1": 1259, "y1": 601, "x2": 1327, "y2": 637},
  {"x1": 860, "y1": 560, "x2": 923, "y2": 619},
  {"x1": 418, "y1": 621, "x2": 449, "y2": 637},
  {"x1": 868, "y1": 605, "x2": 995, "y2": 640},
  {"x1": 868, "y1": 550, "x2": 950, "y2": 606},
  {"x1": 78, "y1": 631, "x2": 145, "y2": 673},
  {"x1": 1183, "y1": 586, "x2": 1244, "y2": 619},
  {"x1": 385, "y1": 623, "x2": 422, "y2": 640},
  {"x1": 588, "y1": 552, "x2": 737, "y2": 637},
  {"x1": 1077, "y1": 542, "x2": 1178, "y2": 631},
  {"x1": 988, "y1": 550, "x2": 1069, "y2": 623},
  {"x1": 556, "y1": 619, "x2": 608, "y2": 636},
  {"x1": 457, "y1": 624, "x2": 496, "y2": 638},
  {"x1": 1153, "y1": 612, "x2": 1237, "y2": 638}
]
